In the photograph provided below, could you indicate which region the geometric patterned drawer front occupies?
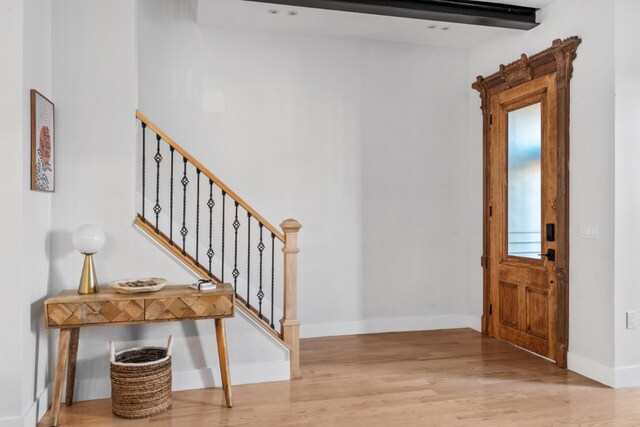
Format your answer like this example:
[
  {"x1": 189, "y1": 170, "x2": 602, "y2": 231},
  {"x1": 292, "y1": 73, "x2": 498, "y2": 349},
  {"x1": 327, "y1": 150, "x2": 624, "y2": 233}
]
[
  {"x1": 47, "y1": 300, "x2": 145, "y2": 327},
  {"x1": 145, "y1": 295, "x2": 233, "y2": 321}
]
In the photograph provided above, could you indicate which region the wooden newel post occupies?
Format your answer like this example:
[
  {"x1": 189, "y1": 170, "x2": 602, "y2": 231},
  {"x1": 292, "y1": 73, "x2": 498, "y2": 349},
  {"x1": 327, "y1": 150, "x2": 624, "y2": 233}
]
[{"x1": 280, "y1": 218, "x2": 302, "y2": 379}]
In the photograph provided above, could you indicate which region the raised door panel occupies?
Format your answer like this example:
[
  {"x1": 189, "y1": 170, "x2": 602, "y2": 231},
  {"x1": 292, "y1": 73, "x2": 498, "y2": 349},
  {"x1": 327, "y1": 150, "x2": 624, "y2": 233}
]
[
  {"x1": 526, "y1": 288, "x2": 549, "y2": 339},
  {"x1": 499, "y1": 282, "x2": 519, "y2": 329}
]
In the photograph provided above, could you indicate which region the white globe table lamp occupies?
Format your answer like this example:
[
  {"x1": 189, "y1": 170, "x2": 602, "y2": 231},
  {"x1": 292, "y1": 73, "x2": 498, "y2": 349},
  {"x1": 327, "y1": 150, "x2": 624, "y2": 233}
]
[{"x1": 72, "y1": 224, "x2": 105, "y2": 294}]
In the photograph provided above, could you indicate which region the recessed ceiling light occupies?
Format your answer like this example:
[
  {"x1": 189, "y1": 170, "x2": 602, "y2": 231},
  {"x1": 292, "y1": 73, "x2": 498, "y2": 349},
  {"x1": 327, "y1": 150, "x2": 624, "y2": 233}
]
[
  {"x1": 268, "y1": 9, "x2": 279, "y2": 14},
  {"x1": 288, "y1": 10, "x2": 298, "y2": 16}
]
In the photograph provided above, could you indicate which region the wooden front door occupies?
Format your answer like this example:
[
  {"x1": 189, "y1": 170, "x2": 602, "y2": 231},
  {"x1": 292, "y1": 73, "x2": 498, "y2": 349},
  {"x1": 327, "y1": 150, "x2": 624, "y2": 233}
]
[
  {"x1": 473, "y1": 38, "x2": 580, "y2": 368},
  {"x1": 488, "y1": 74, "x2": 558, "y2": 360}
]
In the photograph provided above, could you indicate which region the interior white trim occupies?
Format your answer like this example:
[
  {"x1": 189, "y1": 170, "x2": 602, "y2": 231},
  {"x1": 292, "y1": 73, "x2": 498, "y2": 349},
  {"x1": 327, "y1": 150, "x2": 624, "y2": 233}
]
[
  {"x1": 613, "y1": 364, "x2": 640, "y2": 388},
  {"x1": 133, "y1": 221, "x2": 290, "y2": 353},
  {"x1": 133, "y1": 221, "x2": 202, "y2": 280},
  {"x1": 24, "y1": 385, "x2": 49, "y2": 427},
  {"x1": 301, "y1": 315, "x2": 479, "y2": 338},
  {"x1": 467, "y1": 316, "x2": 482, "y2": 332},
  {"x1": 567, "y1": 351, "x2": 615, "y2": 387},
  {"x1": 0, "y1": 417, "x2": 21, "y2": 427},
  {"x1": 0, "y1": 385, "x2": 50, "y2": 427},
  {"x1": 68, "y1": 359, "x2": 290, "y2": 402}
]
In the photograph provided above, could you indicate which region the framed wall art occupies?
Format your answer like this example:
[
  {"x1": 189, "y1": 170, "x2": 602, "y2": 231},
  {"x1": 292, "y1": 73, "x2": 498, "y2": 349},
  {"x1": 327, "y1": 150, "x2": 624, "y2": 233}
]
[{"x1": 31, "y1": 89, "x2": 55, "y2": 192}]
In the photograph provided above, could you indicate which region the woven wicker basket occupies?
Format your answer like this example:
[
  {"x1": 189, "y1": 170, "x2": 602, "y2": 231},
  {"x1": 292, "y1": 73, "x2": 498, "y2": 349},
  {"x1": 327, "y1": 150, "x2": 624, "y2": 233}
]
[{"x1": 110, "y1": 336, "x2": 173, "y2": 419}]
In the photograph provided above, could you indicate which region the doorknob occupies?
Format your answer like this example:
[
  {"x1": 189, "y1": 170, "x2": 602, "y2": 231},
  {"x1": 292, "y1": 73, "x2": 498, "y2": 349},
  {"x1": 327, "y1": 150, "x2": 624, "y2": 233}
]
[{"x1": 538, "y1": 249, "x2": 555, "y2": 261}]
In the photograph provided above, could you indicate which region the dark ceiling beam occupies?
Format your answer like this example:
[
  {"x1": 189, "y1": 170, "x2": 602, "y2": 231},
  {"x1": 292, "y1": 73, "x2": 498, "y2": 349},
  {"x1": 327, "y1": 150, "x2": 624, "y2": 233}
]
[{"x1": 244, "y1": 0, "x2": 539, "y2": 30}]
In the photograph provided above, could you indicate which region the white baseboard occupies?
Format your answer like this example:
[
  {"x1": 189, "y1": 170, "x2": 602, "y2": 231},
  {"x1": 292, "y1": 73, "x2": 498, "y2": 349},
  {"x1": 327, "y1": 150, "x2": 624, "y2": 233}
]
[
  {"x1": 613, "y1": 364, "x2": 640, "y2": 388},
  {"x1": 567, "y1": 351, "x2": 615, "y2": 387},
  {"x1": 3, "y1": 361, "x2": 288, "y2": 424},
  {"x1": 301, "y1": 317, "x2": 640, "y2": 389},
  {"x1": 0, "y1": 417, "x2": 21, "y2": 427},
  {"x1": 23, "y1": 386, "x2": 49, "y2": 427},
  {"x1": 0, "y1": 386, "x2": 50, "y2": 427},
  {"x1": 566, "y1": 352, "x2": 640, "y2": 388},
  {"x1": 70, "y1": 359, "x2": 290, "y2": 402},
  {"x1": 467, "y1": 315, "x2": 482, "y2": 332},
  {"x1": 301, "y1": 314, "x2": 479, "y2": 338}
]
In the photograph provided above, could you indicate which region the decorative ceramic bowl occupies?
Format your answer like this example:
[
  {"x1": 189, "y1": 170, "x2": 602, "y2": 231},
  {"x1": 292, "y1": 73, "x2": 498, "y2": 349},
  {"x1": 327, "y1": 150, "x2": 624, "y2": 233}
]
[{"x1": 109, "y1": 278, "x2": 168, "y2": 294}]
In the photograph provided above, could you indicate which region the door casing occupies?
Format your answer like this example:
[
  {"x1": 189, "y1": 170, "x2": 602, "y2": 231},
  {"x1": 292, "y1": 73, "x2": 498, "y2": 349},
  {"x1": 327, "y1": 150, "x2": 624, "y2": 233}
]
[{"x1": 472, "y1": 37, "x2": 581, "y2": 368}]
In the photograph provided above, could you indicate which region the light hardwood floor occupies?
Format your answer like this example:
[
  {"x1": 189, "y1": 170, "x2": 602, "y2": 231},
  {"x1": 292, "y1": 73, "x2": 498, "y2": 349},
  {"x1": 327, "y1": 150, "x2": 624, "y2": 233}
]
[{"x1": 39, "y1": 329, "x2": 640, "y2": 426}]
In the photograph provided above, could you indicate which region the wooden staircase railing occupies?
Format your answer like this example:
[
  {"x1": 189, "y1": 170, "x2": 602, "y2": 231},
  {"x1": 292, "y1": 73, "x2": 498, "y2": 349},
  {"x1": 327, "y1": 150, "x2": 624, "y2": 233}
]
[{"x1": 135, "y1": 110, "x2": 301, "y2": 378}]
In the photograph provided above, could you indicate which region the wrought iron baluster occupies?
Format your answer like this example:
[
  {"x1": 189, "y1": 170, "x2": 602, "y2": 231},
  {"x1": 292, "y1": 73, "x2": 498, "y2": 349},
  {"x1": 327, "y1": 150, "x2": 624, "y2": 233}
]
[
  {"x1": 153, "y1": 134, "x2": 162, "y2": 231},
  {"x1": 207, "y1": 180, "x2": 215, "y2": 274},
  {"x1": 221, "y1": 191, "x2": 226, "y2": 281},
  {"x1": 232, "y1": 202, "x2": 240, "y2": 294},
  {"x1": 180, "y1": 157, "x2": 189, "y2": 254},
  {"x1": 196, "y1": 169, "x2": 201, "y2": 262},
  {"x1": 271, "y1": 232, "x2": 275, "y2": 329},
  {"x1": 258, "y1": 223, "x2": 265, "y2": 316},
  {"x1": 169, "y1": 147, "x2": 174, "y2": 241},
  {"x1": 247, "y1": 212, "x2": 252, "y2": 308},
  {"x1": 141, "y1": 122, "x2": 146, "y2": 218}
]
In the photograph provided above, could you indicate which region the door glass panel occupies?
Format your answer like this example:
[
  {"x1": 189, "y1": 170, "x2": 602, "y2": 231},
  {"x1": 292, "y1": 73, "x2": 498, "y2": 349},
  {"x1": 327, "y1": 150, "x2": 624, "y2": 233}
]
[{"x1": 507, "y1": 102, "x2": 542, "y2": 259}]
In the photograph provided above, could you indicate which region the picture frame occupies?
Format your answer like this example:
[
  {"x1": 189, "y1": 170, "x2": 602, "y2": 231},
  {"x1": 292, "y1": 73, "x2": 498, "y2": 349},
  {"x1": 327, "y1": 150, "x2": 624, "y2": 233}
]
[{"x1": 31, "y1": 89, "x2": 55, "y2": 192}]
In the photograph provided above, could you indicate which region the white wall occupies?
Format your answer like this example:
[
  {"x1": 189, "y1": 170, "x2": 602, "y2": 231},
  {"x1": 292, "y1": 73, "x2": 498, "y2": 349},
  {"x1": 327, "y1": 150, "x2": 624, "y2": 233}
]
[
  {"x1": 0, "y1": 1, "x2": 26, "y2": 424},
  {"x1": 614, "y1": 0, "x2": 640, "y2": 387},
  {"x1": 5, "y1": 3, "x2": 638, "y2": 423},
  {"x1": 468, "y1": 0, "x2": 616, "y2": 385},
  {"x1": 360, "y1": 41, "x2": 470, "y2": 326},
  {"x1": 21, "y1": 0, "x2": 53, "y2": 423},
  {"x1": 0, "y1": 0, "x2": 52, "y2": 425},
  {"x1": 138, "y1": 0, "x2": 472, "y2": 338},
  {"x1": 48, "y1": 0, "x2": 288, "y2": 404}
]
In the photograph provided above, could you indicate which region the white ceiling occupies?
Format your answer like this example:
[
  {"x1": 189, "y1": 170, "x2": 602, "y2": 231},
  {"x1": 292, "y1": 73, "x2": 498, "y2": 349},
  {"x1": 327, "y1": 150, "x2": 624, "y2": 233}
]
[{"x1": 197, "y1": 0, "x2": 557, "y2": 49}]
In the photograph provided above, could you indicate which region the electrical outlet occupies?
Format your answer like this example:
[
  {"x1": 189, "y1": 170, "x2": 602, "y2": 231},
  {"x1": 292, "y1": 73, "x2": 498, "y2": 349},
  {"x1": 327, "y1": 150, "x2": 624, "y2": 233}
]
[
  {"x1": 627, "y1": 311, "x2": 637, "y2": 329},
  {"x1": 580, "y1": 224, "x2": 599, "y2": 239}
]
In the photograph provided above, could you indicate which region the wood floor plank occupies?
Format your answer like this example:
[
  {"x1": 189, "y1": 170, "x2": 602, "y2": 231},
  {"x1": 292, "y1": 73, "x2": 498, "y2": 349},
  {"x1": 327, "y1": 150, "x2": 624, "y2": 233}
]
[{"x1": 39, "y1": 329, "x2": 640, "y2": 426}]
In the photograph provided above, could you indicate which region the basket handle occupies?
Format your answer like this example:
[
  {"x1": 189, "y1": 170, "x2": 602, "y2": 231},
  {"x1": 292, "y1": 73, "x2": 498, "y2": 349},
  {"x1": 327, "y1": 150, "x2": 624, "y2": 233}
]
[
  {"x1": 110, "y1": 341, "x2": 116, "y2": 363},
  {"x1": 166, "y1": 335, "x2": 174, "y2": 356}
]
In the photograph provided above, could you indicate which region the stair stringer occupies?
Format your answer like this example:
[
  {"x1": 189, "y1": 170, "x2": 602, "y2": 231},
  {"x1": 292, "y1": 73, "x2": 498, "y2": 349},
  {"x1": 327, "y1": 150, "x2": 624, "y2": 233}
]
[{"x1": 133, "y1": 219, "x2": 292, "y2": 354}]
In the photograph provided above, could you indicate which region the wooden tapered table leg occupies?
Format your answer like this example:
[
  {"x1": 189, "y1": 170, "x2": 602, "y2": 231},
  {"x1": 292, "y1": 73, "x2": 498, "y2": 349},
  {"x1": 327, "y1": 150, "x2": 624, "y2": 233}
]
[
  {"x1": 215, "y1": 318, "x2": 232, "y2": 408},
  {"x1": 65, "y1": 328, "x2": 80, "y2": 406},
  {"x1": 51, "y1": 329, "x2": 71, "y2": 426}
]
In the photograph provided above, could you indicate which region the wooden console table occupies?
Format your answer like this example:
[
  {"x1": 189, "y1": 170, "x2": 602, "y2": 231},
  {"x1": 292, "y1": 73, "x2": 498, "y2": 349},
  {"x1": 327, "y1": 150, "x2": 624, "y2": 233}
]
[{"x1": 44, "y1": 283, "x2": 235, "y2": 426}]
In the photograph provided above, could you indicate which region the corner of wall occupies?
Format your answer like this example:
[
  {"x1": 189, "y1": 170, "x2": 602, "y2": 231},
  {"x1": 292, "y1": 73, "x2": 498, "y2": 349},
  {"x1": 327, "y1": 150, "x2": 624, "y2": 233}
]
[
  {"x1": 567, "y1": 351, "x2": 615, "y2": 388},
  {"x1": 0, "y1": 385, "x2": 49, "y2": 427}
]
